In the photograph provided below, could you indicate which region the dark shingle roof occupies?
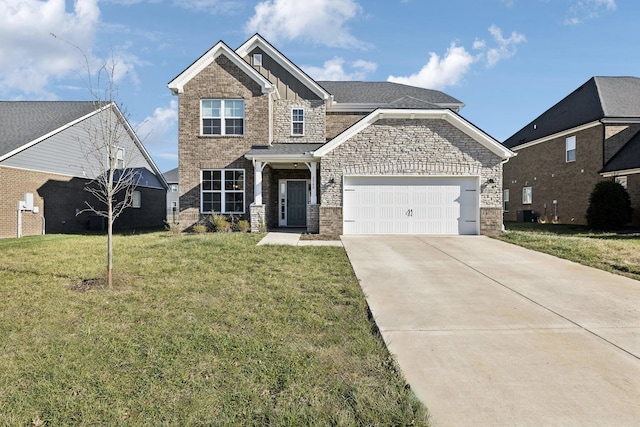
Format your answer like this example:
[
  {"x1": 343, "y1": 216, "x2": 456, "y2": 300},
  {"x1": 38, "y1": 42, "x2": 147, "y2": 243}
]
[
  {"x1": 0, "y1": 101, "x2": 98, "y2": 158},
  {"x1": 504, "y1": 77, "x2": 640, "y2": 148},
  {"x1": 163, "y1": 167, "x2": 179, "y2": 183},
  {"x1": 317, "y1": 81, "x2": 463, "y2": 109},
  {"x1": 245, "y1": 143, "x2": 325, "y2": 157},
  {"x1": 601, "y1": 131, "x2": 640, "y2": 173}
]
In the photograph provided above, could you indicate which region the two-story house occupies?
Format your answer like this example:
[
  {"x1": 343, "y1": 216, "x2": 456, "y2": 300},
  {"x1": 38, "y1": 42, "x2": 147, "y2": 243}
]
[
  {"x1": 168, "y1": 34, "x2": 515, "y2": 236},
  {"x1": 503, "y1": 76, "x2": 640, "y2": 225}
]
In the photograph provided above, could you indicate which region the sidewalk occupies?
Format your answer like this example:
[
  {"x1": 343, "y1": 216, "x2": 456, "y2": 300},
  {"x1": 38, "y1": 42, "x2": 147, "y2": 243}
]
[{"x1": 257, "y1": 230, "x2": 342, "y2": 247}]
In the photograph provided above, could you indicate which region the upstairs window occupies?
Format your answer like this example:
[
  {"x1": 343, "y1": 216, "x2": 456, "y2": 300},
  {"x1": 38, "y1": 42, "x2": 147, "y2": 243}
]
[
  {"x1": 201, "y1": 99, "x2": 244, "y2": 136},
  {"x1": 566, "y1": 136, "x2": 576, "y2": 162},
  {"x1": 292, "y1": 108, "x2": 304, "y2": 136},
  {"x1": 253, "y1": 54, "x2": 263, "y2": 66}
]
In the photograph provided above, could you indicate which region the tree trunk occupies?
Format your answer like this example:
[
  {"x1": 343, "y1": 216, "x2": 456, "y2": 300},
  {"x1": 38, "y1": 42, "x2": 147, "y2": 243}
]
[{"x1": 107, "y1": 199, "x2": 113, "y2": 288}]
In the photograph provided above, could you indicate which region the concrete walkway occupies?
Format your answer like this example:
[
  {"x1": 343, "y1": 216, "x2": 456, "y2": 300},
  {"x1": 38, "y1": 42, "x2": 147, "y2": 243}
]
[
  {"x1": 342, "y1": 235, "x2": 640, "y2": 426},
  {"x1": 257, "y1": 230, "x2": 342, "y2": 247}
]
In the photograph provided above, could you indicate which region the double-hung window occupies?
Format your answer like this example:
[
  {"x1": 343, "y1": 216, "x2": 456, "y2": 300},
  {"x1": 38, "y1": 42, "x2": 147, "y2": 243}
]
[
  {"x1": 503, "y1": 189, "x2": 510, "y2": 212},
  {"x1": 201, "y1": 169, "x2": 245, "y2": 214},
  {"x1": 292, "y1": 108, "x2": 304, "y2": 136},
  {"x1": 201, "y1": 99, "x2": 244, "y2": 136},
  {"x1": 566, "y1": 136, "x2": 576, "y2": 162}
]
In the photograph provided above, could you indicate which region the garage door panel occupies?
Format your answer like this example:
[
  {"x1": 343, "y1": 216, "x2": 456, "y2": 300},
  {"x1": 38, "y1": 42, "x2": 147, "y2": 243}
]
[{"x1": 343, "y1": 176, "x2": 479, "y2": 235}]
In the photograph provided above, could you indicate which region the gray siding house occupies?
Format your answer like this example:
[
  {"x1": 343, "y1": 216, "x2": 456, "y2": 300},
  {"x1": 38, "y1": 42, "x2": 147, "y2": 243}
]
[
  {"x1": 169, "y1": 34, "x2": 514, "y2": 236},
  {"x1": 163, "y1": 167, "x2": 180, "y2": 224},
  {"x1": 0, "y1": 101, "x2": 168, "y2": 238}
]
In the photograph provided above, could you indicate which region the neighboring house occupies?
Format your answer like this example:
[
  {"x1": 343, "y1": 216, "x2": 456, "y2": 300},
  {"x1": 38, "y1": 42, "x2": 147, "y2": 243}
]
[
  {"x1": 164, "y1": 167, "x2": 180, "y2": 224},
  {"x1": 503, "y1": 76, "x2": 640, "y2": 225},
  {"x1": 0, "y1": 101, "x2": 168, "y2": 238},
  {"x1": 168, "y1": 34, "x2": 515, "y2": 236}
]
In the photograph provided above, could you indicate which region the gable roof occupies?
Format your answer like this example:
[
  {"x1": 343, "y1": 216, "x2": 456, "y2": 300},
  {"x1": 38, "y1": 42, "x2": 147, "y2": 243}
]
[
  {"x1": 504, "y1": 76, "x2": 640, "y2": 149},
  {"x1": 0, "y1": 101, "x2": 98, "y2": 159},
  {"x1": 318, "y1": 81, "x2": 464, "y2": 111},
  {"x1": 236, "y1": 34, "x2": 330, "y2": 101},
  {"x1": 314, "y1": 108, "x2": 515, "y2": 160},
  {"x1": 0, "y1": 101, "x2": 168, "y2": 189},
  {"x1": 601, "y1": 130, "x2": 640, "y2": 175},
  {"x1": 168, "y1": 40, "x2": 276, "y2": 96}
]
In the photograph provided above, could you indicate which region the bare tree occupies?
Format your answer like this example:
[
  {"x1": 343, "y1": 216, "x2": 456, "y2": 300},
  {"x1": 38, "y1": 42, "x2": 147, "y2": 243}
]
[{"x1": 62, "y1": 37, "x2": 143, "y2": 288}]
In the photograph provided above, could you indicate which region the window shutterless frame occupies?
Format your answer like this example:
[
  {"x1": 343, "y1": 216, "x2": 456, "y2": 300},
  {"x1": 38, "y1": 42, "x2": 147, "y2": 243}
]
[
  {"x1": 291, "y1": 108, "x2": 304, "y2": 136},
  {"x1": 201, "y1": 99, "x2": 244, "y2": 136},
  {"x1": 566, "y1": 136, "x2": 576, "y2": 162},
  {"x1": 200, "y1": 169, "x2": 245, "y2": 214}
]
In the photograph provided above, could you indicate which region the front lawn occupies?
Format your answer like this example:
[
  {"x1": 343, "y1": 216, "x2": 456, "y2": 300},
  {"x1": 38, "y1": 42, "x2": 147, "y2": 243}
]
[
  {"x1": 497, "y1": 222, "x2": 640, "y2": 281},
  {"x1": 0, "y1": 232, "x2": 428, "y2": 425}
]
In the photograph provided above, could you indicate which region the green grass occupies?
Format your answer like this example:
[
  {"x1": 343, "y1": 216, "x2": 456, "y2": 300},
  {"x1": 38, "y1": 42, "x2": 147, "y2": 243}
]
[
  {"x1": 0, "y1": 232, "x2": 428, "y2": 426},
  {"x1": 497, "y1": 222, "x2": 640, "y2": 280}
]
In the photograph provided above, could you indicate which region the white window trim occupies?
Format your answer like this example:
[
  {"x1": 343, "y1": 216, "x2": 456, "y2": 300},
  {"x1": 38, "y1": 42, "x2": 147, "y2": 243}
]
[
  {"x1": 132, "y1": 190, "x2": 141, "y2": 208},
  {"x1": 615, "y1": 176, "x2": 628, "y2": 189},
  {"x1": 566, "y1": 135, "x2": 576, "y2": 162},
  {"x1": 522, "y1": 186, "x2": 532, "y2": 205},
  {"x1": 291, "y1": 108, "x2": 305, "y2": 136},
  {"x1": 200, "y1": 169, "x2": 246, "y2": 214},
  {"x1": 200, "y1": 99, "x2": 245, "y2": 136},
  {"x1": 253, "y1": 53, "x2": 262, "y2": 67}
]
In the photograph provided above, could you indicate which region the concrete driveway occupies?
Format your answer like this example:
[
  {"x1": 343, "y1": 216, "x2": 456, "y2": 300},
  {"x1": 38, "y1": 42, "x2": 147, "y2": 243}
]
[{"x1": 341, "y1": 235, "x2": 640, "y2": 426}]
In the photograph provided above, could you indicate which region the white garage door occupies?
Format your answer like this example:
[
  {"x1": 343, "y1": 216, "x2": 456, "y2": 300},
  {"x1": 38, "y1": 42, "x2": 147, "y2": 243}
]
[{"x1": 343, "y1": 176, "x2": 479, "y2": 235}]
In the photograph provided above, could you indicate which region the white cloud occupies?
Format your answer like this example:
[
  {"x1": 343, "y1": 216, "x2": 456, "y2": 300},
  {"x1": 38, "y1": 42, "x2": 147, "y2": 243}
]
[
  {"x1": 484, "y1": 24, "x2": 526, "y2": 67},
  {"x1": 387, "y1": 43, "x2": 475, "y2": 90},
  {"x1": 0, "y1": 0, "x2": 100, "y2": 97},
  {"x1": 246, "y1": 0, "x2": 368, "y2": 49},
  {"x1": 387, "y1": 25, "x2": 525, "y2": 90},
  {"x1": 135, "y1": 99, "x2": 178, "y2": 147},
  {"x1": 303, "y1": 57, "x2": 377, "y2": 81},
  {"x1": 565, "y1": 0, "x2": 616, "y2": 25}
]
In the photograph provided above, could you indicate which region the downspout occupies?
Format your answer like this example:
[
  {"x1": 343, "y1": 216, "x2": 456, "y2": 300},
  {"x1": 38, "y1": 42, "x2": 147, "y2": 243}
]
[{"x1": 600, "y1": 119, "x2": 606, "y2": 169}]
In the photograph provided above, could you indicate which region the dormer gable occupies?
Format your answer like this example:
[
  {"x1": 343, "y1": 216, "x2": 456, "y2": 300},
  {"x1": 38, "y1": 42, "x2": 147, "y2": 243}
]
[
  {"x1": 236, "y1": 34, "x2": 330, "y2": 101},
  {"x1": 168, "y1": 40, "x2": 277, "y2": 97}
]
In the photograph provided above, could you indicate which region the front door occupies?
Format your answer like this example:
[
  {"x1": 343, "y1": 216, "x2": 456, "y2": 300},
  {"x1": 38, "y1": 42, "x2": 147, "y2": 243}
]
[{"x1": 286, "y1": 181, "x2": 307, "y2": 227}]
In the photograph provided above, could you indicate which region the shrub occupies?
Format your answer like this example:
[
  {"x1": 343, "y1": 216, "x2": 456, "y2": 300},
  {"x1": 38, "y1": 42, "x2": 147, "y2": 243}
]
[
  {"x1": 237, "y1": 220, "x2": 251, "y2": 233},
  {"x1": 193, "y1": 224, "x2": 207, "y2": 234},
  {"x1": 167, "y1": 224, "x2": 182, "y2": 236},
  {"x1": 586, "y1": 180, "x2": 632, "y2": 230},
  {"x1": 210, "y1": 214, "x2": 231, "y2": 233}
]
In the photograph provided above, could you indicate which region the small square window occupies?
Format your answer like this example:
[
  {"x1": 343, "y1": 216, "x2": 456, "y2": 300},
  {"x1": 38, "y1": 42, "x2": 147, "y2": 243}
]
[
  {"x1": 615, "y1": 176, "x2": 628, "y2": 189},
  {"x1": 253, "y1": 53, "x2": 262, "y2": 67},
  {"x1": 522, "y1": 187, "x2": 532, "y2": 205},
  {"x1": 170, "y1": 184, "x2": 178, "y2": 192},
  {"x1": 566, "y1": 136, "x2": 576, "y2": 162}
]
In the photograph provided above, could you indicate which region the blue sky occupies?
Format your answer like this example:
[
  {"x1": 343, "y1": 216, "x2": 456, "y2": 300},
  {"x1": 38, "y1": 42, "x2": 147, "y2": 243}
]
[{"x1": 1, "y1": 0, "x2": 635, "y2": 173}]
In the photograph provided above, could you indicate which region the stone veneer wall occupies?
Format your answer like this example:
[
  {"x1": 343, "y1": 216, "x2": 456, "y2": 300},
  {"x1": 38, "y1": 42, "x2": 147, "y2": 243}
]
[
  {"x1": 319, "y1": 118, "x2": 504, "y2": 236},
  {"x1": 272, "y1": 99, "x2": 325, "y2": 143},
  {"x1": 306, "y1": 204, "x2": 319, "y2": 233},
  {"x1": 250, "y1": 204, "x2": 266, "y2": 233}
]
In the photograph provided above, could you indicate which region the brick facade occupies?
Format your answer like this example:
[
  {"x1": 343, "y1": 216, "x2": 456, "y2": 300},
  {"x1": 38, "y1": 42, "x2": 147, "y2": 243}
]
[
  {"x1": 0, "y1": 166, "x2": 165, "y2": 238},
  {"x1": 177, "y1": 55, "x2": 269, "y2": 229},
  {"x1": 504, "y1": 125, "x2": 605, "y2": 225}
]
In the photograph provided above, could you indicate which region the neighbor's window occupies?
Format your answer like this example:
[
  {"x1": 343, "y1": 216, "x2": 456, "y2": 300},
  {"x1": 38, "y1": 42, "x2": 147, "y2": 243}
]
[
  {"x1": 201, "y1": 99, "x2": 244, "y2": 136},
  {"x1": 170, "y1": 184, "x2": 179, "y2": 192},
  {"x1": 503, "y1": 189, "x2": 510, "y2": 212},
  {"x1": 132, "y1": 191, "x2": 141, "y2": 208},
  {"x1": 522, "y1": 186, "x2": 532, "y2": 205},
  {"x1": 566, "y1": 136, "x2": 576, "y2": 162},
  {"x1": 615, "y1": 176, "x2": 628, "y2": 189},
  {"x1": 292, "y1": 108, "x2": 304, "y2": 136},
  {"x1": 110, "y1": 146, "x2": 125, "y2": 169},
  {"x1": 201, "y1": 169, "x2": 245, "y2": 214}
]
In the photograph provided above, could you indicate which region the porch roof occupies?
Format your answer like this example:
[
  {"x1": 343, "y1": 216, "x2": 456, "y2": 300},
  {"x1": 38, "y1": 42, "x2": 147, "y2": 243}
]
[{"x1": 245, "y1": 143, "x2": 325, "y2": 162}]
